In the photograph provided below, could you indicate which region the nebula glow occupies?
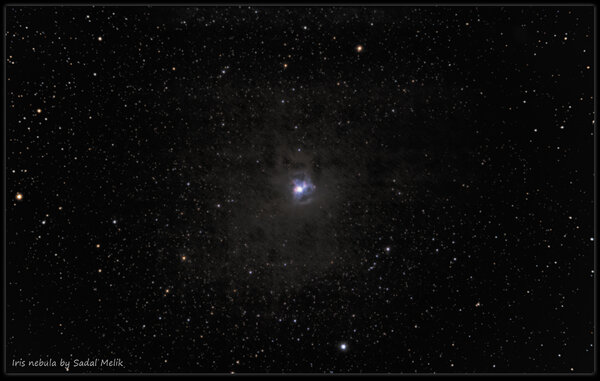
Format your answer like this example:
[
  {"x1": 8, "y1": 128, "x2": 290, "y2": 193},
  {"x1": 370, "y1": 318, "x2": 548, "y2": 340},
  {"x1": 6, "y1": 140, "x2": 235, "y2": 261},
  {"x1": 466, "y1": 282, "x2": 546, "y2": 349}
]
[{"x1": 291, "y1": 176, "x2": 316, "y2": 204}]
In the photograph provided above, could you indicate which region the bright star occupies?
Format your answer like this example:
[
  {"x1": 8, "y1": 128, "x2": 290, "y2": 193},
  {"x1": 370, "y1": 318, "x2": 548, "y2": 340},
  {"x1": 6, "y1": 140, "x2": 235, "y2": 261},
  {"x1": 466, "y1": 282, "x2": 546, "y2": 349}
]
[
  {"x1": 340, "y1": 343, "x2": 348, "y2": 351},
  {"x1": 291, "y1": 176, "x2": 315, "y2": 204}
]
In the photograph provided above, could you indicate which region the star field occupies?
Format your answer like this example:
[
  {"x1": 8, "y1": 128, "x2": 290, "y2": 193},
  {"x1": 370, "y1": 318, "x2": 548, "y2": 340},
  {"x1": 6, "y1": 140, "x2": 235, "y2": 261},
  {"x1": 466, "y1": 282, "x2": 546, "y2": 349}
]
[{"x1": 6, "y1": 5, "x2": 595, "y2": 374}]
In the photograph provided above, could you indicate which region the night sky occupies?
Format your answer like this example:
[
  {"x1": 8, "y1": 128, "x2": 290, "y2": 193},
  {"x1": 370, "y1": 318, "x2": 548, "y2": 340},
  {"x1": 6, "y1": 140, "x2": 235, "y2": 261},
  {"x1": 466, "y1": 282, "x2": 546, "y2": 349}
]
[{"x1": 6, "y1": 5, "x2": 595, "y2": 374}]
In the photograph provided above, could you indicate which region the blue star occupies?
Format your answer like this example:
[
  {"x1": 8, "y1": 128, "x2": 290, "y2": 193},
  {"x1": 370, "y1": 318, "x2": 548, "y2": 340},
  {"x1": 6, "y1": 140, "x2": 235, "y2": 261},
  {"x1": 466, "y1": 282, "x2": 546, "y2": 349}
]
[{"x1": 291, "y1": 176, "x2": 315, "y2": 204}]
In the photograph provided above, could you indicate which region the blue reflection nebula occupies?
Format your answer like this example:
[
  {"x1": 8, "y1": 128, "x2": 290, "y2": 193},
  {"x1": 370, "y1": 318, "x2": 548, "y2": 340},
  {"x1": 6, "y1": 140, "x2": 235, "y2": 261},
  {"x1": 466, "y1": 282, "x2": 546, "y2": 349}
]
[{"x1": 291, "y1": 175, "x2": 316, "y2": 204}]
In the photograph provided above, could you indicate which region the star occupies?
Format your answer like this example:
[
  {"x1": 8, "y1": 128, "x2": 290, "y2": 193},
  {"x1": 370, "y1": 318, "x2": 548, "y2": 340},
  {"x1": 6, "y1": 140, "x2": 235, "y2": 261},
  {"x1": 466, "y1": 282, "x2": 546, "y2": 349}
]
[
  {"x1": 291, "y1": 176, "x2": 316, "y2": 204},
  {"x1": 339, "y1": 343, "x2": 348, "y2": 351},
  {"x1": 15, "y1": 192, "x2": 23, "y2": 201},
  {"x1": 355, "y1": 44, "x2": 364, "y2": 53}
]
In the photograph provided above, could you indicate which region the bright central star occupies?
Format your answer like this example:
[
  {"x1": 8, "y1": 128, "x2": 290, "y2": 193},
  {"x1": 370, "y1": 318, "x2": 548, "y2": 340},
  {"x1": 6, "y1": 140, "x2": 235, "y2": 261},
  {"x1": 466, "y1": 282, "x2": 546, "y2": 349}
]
[{"x1": 291, "y1": 176, "x2": 315, "y2": 204}]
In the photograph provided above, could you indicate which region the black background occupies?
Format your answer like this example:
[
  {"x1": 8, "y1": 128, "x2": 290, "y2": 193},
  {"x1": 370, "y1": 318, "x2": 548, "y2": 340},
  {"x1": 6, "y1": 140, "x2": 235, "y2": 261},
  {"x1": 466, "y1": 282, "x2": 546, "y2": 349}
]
[{"x1": 6, "y1": 5, "x2": 595, "y2": 373}]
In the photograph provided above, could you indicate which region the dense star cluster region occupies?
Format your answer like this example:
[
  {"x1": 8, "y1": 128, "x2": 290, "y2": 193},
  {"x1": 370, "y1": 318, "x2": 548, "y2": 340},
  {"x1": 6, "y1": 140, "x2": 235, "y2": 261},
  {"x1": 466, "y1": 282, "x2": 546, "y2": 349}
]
[{"x1": 6, "y1": 6, "x2": 595, "y2": 373}]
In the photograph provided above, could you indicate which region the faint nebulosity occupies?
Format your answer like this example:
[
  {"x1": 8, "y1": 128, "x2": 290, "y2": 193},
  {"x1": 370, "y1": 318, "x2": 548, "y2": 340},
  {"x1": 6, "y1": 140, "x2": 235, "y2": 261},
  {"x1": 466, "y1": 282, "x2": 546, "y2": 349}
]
[{"x1": 6, "y1": 6, "x2": 595, "y2": 373}]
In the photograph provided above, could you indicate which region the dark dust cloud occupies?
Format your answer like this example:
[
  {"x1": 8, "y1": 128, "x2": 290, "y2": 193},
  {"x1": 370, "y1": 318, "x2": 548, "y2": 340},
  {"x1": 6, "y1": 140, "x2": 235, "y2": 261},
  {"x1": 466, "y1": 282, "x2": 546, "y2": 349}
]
[{"x1": 6, "y1": 6, "x2": 595, "y2": 374}]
